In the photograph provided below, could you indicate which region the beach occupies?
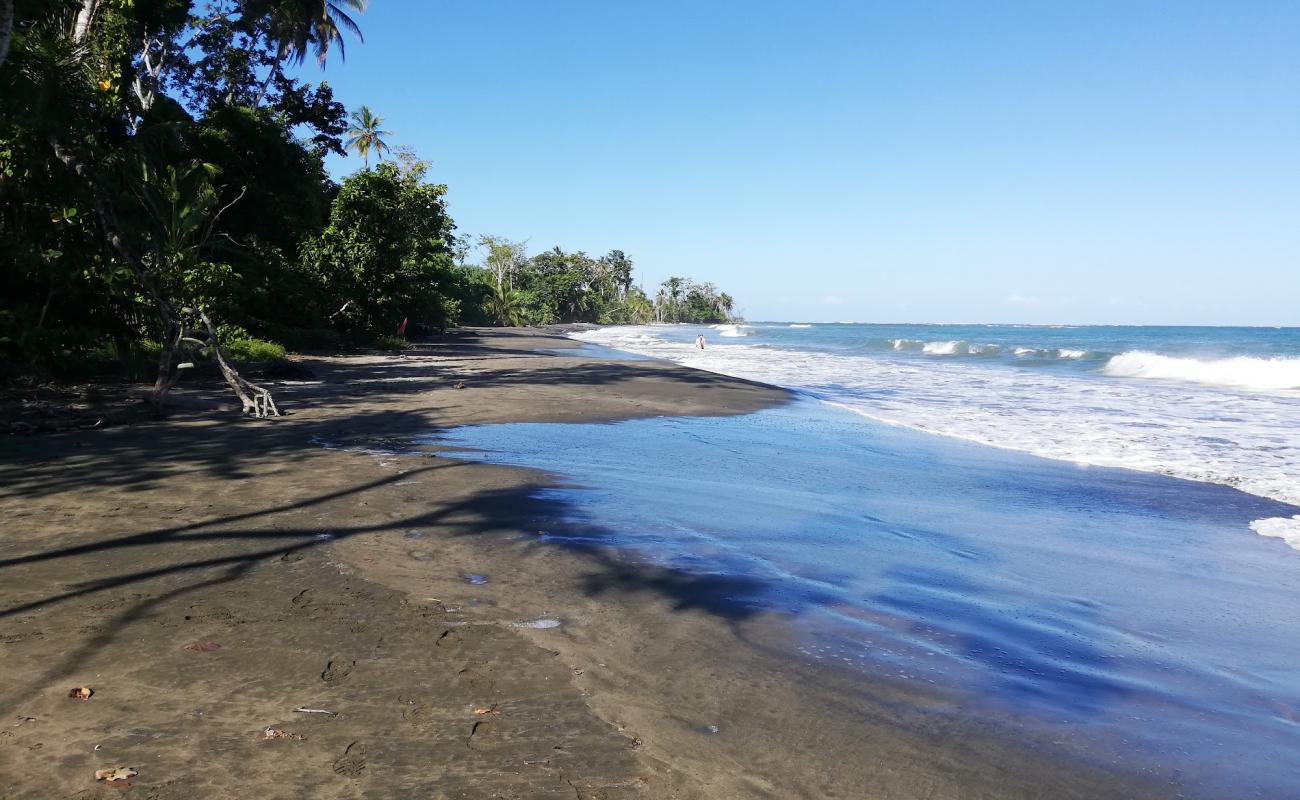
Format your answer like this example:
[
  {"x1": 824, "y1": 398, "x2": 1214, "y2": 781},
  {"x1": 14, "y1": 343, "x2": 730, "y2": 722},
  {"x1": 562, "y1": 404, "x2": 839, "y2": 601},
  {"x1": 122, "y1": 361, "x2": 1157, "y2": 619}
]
[{"x1": 0, "y1": 328, "x2": 1179, "y2": 799}]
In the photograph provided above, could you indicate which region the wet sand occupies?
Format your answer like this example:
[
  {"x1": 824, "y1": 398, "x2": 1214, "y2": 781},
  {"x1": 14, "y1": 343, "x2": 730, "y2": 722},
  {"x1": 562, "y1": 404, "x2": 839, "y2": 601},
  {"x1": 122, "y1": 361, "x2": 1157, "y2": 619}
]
[{"x1": 0, "y1": 329, "x2": 1167, "y2": 798}]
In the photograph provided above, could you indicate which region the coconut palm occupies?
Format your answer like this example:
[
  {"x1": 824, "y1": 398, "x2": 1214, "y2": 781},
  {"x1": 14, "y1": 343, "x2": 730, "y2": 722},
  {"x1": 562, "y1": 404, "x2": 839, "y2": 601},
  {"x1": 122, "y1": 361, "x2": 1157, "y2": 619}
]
[
  {"x1": 264, "y1": 0, "x2": 366, "y2": 67},
  {"x1": 345, "y1": 105, "x2": 390, "y2": 169},
  {"x1": 488, "y1": 280, "x2": 527, "y2": 327}
]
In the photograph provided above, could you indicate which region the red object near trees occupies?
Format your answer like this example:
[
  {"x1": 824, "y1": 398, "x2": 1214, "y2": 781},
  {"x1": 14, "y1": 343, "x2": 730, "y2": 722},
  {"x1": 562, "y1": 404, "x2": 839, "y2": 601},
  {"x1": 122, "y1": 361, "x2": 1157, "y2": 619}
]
[{"x1": 396, "y1": 318, "x2": 408, "y2": 337}]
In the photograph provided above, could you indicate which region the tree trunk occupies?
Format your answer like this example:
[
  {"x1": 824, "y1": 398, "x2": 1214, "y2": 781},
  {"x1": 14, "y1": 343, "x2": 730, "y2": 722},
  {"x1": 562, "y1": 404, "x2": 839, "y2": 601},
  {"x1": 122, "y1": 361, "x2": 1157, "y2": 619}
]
[
  {"x1": 0, "y1": 0, "x2": 13, "y2": 70},
  {"x1": 200, "y1": 311, "x2": 280, "y2": 418},
  {"x1": 72, "y1": 0, "x2": 98, "y2": 43}
]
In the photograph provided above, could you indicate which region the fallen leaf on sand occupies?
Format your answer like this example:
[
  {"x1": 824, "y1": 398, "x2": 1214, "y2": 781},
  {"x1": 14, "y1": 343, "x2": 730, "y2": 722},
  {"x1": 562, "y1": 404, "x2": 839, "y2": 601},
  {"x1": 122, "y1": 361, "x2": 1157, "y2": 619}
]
[
  {"x1": 68, "y1": 687, "x2": 93, "y2": 700},
  {"x1": 183, "y1": 641, "x2": 221, "y2": 652},
  {"x1": 473, "y1": 706, "x2": 500, "y2": 717},
  {"x1": 94, "y1": 767, "x2": 137, "y2": 783},
  {"x1": 264, "y1": 727, "x2": 305, "y2": 740}
]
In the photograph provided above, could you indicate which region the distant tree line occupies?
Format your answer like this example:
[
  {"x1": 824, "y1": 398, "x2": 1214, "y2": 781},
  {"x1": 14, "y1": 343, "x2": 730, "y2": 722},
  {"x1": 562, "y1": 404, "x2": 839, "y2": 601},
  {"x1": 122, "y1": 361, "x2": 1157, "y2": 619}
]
[
  {"x1": 459, "y1": 238, "x2": 737, "y2": 327},
  {"x1": 0, "y1": 0, "x2": 738, "y2": 412}
]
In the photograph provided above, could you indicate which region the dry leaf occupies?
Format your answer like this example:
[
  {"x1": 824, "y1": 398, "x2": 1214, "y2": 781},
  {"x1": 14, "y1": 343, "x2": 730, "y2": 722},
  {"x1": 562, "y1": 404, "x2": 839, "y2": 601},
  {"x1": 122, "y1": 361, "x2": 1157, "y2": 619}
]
[
  {"x1": 263, "y1": 727, "x2": 305, "y2": 740},
  {"x1": 68, "y1": 687, "x2": 93, "y2": 700},
  {"x1": 472, "y1": 706, "x2": 500, "y2": 717},
  {"x1": 94, "y1": 767, "x2": 137, "y2": 782}
]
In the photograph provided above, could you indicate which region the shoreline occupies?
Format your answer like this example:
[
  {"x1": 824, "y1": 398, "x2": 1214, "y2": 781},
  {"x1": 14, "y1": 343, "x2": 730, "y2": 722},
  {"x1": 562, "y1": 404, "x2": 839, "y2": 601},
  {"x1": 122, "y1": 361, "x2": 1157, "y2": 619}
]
[{"x1": 0, "y1": 328, "x2": 1167, "y2": 798}]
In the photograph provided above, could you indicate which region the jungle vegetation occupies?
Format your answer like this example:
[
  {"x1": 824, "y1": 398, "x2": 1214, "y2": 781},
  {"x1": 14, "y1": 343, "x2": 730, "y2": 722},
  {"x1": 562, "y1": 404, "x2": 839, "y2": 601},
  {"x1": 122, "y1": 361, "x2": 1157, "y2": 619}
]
[{"x1": 0, "y1": 0, "x2": 739, "y2": 412}]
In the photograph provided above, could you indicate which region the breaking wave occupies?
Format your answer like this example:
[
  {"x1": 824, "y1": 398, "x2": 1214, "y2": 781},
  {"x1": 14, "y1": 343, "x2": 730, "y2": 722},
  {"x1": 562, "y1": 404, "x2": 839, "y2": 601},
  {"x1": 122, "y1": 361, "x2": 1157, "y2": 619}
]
[
  {"x1": 1103, "y1": 352, "x2": 1300, "y2": 391},
  {"x1": 569, "y1": 325, "x2": 1300, "y2": 515},
  {"x1": 711, "y1": 324, "x2": 755, "y2": 337},
  {"x1": 922, "y1": 340, "x2": 961, "y2": 355}
]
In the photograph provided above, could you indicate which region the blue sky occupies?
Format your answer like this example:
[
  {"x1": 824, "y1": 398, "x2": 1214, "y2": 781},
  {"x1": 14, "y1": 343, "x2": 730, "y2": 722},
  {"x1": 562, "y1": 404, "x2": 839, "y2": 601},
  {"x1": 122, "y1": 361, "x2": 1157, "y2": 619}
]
[{"x1": 300, "y1": 1, "x2": 1300, "y2": 325}]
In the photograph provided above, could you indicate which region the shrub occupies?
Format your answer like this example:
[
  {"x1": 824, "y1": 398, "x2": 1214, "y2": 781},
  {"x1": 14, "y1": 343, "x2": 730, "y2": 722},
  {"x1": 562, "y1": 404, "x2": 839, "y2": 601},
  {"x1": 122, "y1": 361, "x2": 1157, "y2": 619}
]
[
  {"x1": 371, "y1": 334, "x2": 409, "y2": 352},
  {"x1": 223, "y1": 337, "x2": 287, "y2": 361}
]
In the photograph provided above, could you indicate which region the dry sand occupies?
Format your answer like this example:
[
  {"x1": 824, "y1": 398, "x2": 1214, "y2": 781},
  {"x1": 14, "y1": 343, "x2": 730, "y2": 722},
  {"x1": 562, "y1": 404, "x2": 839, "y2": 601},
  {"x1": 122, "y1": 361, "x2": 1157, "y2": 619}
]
[{"x1": 0, "y1": 329, "x2": 1167, "y2": 799}]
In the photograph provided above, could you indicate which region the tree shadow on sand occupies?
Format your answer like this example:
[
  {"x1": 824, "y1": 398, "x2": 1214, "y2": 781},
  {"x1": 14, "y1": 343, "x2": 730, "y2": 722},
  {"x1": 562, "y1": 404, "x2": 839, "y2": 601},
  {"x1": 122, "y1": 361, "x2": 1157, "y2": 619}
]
[{"x1": 0, "y1": 404, "x2": 781, "y2": 713}]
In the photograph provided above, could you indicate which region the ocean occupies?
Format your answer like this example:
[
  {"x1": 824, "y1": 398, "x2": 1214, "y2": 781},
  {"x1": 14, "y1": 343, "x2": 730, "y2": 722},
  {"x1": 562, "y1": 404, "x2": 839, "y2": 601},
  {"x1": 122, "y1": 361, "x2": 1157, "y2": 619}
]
[
  {"x1": 573, "y1": 323, "x2": 1300, "y2": 538},
  {"x1": 433, "y1": 323, "x2": 1300, "y2": 797}
]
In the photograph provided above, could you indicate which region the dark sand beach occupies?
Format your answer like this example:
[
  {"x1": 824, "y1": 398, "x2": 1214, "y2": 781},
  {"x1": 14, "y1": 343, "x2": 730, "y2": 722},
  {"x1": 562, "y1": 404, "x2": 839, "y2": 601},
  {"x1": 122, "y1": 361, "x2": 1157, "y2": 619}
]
[{"x1": 0, "y1": 329, "x2": 1168, "y2": 799}]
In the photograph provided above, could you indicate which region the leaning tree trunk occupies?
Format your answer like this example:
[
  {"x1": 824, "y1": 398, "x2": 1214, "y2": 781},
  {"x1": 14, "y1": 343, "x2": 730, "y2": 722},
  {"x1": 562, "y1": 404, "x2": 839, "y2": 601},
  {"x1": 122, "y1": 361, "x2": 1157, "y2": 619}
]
[
  {"x1": 199, "y1": 311, "x2": 279, "y2": 418},
  {"x1": 0, "y1": 0, "x2": 14, "y2": 70}
]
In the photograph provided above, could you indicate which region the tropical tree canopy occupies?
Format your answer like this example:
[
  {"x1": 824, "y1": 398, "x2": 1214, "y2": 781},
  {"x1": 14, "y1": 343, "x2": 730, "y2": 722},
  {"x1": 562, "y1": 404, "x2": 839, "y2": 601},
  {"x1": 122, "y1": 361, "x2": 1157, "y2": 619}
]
[{"x1": 0, "y1": 0, "x2": 742, "y2": 404}]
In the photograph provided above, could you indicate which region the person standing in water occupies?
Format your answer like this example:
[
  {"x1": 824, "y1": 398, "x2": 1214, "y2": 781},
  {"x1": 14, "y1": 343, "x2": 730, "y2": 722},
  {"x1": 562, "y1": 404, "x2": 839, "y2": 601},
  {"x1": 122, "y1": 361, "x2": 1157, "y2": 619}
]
[{"x1": 696, "y1": 334, "x2": 706, "y2": 350}]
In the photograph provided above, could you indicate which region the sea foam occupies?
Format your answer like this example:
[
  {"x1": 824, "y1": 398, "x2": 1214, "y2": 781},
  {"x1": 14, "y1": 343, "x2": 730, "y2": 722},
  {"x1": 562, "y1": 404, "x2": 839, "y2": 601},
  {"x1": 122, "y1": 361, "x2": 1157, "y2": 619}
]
[
  {"x1": 1249, "y1": 516, "x2": 1300, "y2": 550},
  {"x1": 922, "y1": 340, "x2": 961, "y2": 354},
  {"x1": 570, "y1": 326, "x2": 1300, "y2": 517},
  {"x1": 1103, "y1": 351, "x2": 1300, "y2": 391}
]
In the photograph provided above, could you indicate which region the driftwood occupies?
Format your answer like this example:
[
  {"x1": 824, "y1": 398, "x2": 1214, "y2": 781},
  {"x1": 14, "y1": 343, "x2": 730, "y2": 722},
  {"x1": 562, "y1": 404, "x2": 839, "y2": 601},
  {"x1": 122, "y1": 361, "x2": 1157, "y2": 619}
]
[{"x1": 199, "y1": 310, "x2": 278, "y2": 417}]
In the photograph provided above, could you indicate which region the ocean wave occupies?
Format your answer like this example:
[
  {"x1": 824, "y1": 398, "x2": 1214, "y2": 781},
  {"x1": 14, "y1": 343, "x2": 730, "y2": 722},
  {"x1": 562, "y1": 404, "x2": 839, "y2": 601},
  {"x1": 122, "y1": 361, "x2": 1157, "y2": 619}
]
[
  {"x1": 1250, "y1": 516, "x2": 1300, "y2": 550},
  {"x1": 568, "y1": 326, "x2": 1300, "y2": 510},
  {"x1": 1103, "y1": 351, "x2": 1300, "y2": 391},
  {"x1": 900, "y1": 340, "x2": 1075, "y2": 360},
  {"x1": 711, "y1": 324, "x2": 754, "y2": 338},
  {"x1": 922, "y1": 340, "x2": 961, "y2": 355},
  {"x1": 789, "y1": 323, "x2": 812, "y2": 328}
]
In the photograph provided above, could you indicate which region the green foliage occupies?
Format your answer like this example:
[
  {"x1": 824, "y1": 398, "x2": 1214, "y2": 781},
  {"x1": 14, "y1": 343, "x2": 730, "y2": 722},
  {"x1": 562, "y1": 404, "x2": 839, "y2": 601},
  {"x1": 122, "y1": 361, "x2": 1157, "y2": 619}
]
[
  {"x1": 370, "y1": 334, "x2": 409, "y2": 352},
  {"x1": 654, "y1": 277, "x2": 734, "y2": 323},
  {"x1": 0, "y1": 0, "x2": 740, "y2": 387},
  {"x1": 463, "y1": 242, "x2": 730, "y2": 327},
  {"x1": 299, "y1": 160, "x2": 458, "y2": 336},
  {"x1": 223, "y1": 336, "x2": 287, "y2": 361},
  {"x1": 487, "y1": 281, "x2": 527, "y2": 327}
]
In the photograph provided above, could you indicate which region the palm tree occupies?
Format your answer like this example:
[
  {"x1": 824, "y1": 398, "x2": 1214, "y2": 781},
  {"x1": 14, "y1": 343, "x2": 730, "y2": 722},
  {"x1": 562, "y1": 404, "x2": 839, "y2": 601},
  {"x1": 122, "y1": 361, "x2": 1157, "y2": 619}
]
[
  {"x1": 345, "y1": 105, "x2": 390, "y2": 169},
  {"x1": 659, "y1": 276, "x2": 686, "y2": 322},
  {"x1": 488, "y1": 281, "x2": 527, "y2": 327},
  {"x1": 717, "y1": 292, "x2": 734, "y2": 321},
  {"x1": 264, "y1": 0, "x2": 366, "y2": 67}
]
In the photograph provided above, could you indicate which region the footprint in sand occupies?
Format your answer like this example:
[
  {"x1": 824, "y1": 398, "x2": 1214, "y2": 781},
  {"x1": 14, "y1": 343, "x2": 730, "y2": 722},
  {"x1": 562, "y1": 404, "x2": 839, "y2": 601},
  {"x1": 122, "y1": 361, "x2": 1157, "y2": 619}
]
[
  {"x1": 402, "y1": 701, "x2": 436, "y2": 732},
  {"x1": 321, "y1": 657, "x2": 355, "y2": 684},
  {"x1": 332, "y1": 741, "x2": 366, "y2": 776}
]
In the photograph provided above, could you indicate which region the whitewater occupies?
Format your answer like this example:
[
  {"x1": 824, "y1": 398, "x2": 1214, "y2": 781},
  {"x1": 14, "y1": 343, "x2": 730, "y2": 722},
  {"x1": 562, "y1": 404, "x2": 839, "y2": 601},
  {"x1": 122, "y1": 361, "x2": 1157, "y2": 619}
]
[{"x1": 570, "y1": 323, "x2": 1300, "y2": 545}]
